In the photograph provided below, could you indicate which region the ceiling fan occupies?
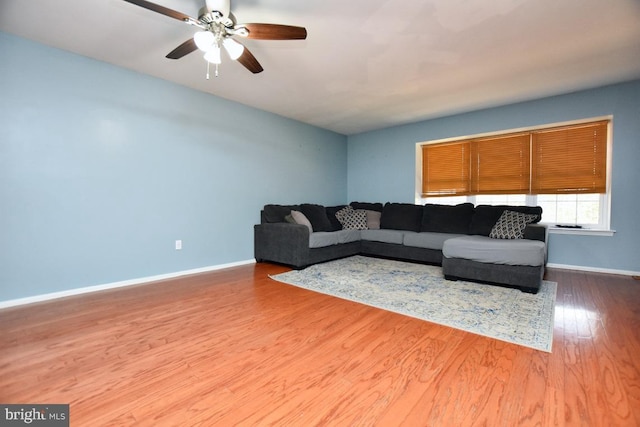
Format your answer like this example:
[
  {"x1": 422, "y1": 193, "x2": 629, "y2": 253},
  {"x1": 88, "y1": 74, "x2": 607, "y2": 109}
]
[{"x1": 122, "y1": 0, "x2": 307, "y2": 77}]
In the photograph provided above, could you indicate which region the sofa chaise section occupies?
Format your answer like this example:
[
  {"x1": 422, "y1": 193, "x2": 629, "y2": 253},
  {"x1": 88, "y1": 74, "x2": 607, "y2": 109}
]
[{"x1": 441, "y1": 208, "x2": 548, "y2": 293}]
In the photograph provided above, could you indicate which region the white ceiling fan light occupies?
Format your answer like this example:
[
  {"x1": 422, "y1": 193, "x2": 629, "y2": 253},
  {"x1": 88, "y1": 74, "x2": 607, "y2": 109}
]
[
  {"x1": 194, "y1": 30, "x2": 215, "y2": 51},
  {"x1": 223, "y1": 38, "x2": 244, "y2": 60},
  {"x1": 204, "y1": 45, "x2": 222, "y2": 64}
]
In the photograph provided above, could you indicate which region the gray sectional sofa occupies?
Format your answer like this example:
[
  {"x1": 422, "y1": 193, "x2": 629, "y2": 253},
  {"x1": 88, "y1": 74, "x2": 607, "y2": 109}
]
[{"x1": 254, "y1": 202, "x2": 548, "y2": 293}]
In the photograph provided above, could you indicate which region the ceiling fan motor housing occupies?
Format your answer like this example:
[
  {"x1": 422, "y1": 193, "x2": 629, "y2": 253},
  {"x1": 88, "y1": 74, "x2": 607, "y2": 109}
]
[
  {"x1": 121, "y1": 0, "x2": 306, "y2": 75},
  {"x1": 205, "y1": 0, "x2": 230, "y2": 20}
]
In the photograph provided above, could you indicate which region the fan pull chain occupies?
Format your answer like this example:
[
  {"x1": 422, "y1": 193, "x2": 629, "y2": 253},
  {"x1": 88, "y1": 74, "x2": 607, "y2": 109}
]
[{"x1": 205, "y1": 62, "x2": 220, "y2": 79}]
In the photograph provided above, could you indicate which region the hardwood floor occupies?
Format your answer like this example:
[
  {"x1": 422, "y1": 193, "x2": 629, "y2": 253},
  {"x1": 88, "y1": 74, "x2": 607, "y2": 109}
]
[{"x1": 1, "y1": 262, "x2": 639, "y2": 426}]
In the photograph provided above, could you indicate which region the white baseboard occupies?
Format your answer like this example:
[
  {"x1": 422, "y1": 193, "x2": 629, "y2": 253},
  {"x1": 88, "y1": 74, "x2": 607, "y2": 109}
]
[
  {"x1": 0, "y1": 259, "x2": 256, "y2": 310},
  {"x1": 3, "y1": 259, "x2": 636, "y2": 310},
  {"x1": 547, "y1": 263, "x2": 640, "y2": 277}
]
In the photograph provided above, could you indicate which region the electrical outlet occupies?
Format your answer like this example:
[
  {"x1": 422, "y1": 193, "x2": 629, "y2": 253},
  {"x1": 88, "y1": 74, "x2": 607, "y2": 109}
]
[{"x1": 175, "y1": 240, "x2": 182, "y2": 250}]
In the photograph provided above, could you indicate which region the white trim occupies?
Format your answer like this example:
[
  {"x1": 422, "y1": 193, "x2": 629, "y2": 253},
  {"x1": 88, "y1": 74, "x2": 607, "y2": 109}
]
[
  {"x1": 548, "y1": 227, "x2": 616, "y2": 236},
  {"x1": 415, "y1": 143, "x2": 424, "y2": 202},
  {"x1": 0, "y1": 259, "x2": 256, "y2": 310},
  {"x1": 547, "y1": 263, "x2": 640, "y2": 277}
]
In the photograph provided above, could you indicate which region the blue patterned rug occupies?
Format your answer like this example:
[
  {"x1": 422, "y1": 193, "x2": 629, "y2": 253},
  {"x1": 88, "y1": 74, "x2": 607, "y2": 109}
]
[{"x1": 270, "y1": 256, "x2": 556, "y2": 352}]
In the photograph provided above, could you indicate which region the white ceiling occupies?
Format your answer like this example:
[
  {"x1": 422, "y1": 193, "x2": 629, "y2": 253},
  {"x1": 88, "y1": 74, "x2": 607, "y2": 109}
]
[{"x1": 2, "y1": 0, "x2": 640, "y2": 135}]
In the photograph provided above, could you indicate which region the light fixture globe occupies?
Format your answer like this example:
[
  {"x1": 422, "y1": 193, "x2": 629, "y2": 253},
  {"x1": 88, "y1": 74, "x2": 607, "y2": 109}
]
[
  {"x1": 222, "y1": 38, "x2": 244, "y2": 60},
  {"x1": 194, "y1": 31, "x2": 215, "y2": 51},
  {"x1": 204, "y1": 45, "x2": 222, "y2": 64}
]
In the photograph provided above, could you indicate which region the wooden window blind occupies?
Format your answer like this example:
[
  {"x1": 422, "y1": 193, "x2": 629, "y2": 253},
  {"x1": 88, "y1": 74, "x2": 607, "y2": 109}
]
[
  {"x1": 471, "y1": 133, "x2": 530, "y2": 194},
  {"x1": 421, "y1": 120, "x2": 609, "y2": 197},
  {"x1": 421, "y1": 142, "x2": 470, "y2": 196},
  {"x1": 531, "y1": 121, "x2": 608, "y2": 194}
]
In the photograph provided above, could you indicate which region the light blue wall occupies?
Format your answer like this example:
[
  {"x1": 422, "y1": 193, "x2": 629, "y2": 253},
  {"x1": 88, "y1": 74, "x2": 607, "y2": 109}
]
[
  {"x1": 348, "y1": 80, "x2": 640, "y2": 273},
  {"x1": 0, "y1": 32, "x2": 347, "y2": 301},
  {"x1": 2, "y1": 32, "x2": 638, "y2": 303}
]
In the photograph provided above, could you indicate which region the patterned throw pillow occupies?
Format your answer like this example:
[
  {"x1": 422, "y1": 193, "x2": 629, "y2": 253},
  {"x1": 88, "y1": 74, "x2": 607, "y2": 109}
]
[
  {"x1": 334, "y1": 206, "x2": 353, "y2": 225},
  {"x1": 335, "y1": 206, "x2": 368, "y2": 230},
  {"x1": 489, "y1": 210, "x2": 538, "y2": 239}
]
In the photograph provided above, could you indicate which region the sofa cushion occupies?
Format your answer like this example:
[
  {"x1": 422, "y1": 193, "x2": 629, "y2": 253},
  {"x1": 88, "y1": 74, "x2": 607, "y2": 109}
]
[
  {"x1": 300, "y1": 204, "x2": 333, "y2": 232},
  {"x1": 403, "y1": 231, "x2": 467, "y2": 250},
  {"x1": 309, "y1": 229, "x2": 362, "y2": 248},
  {"x1": 325, "y1": 205, "x2": 347, "y2": 231},
  {"x1": 380, "y1": 203, "x2": 424, "y2": 232},
  {"x1": 360, "y1": 229, "x2": 405, "y2": 244},
  {"x1": 290, "y1": 210, "x2": 313, "y2": 232},
  {"x1": 263, "y1": 204, "x2": 300, "y2": 223},
  {"x1": 345, "y1": 210, "x2": 368, "y2": 230},
  {"x1": 350, "y1": 201, "x2": 384, "y2": 212},
  {"x1": 443, "y1": 235, "x2": 546, "y2": 266},
  {"x1": 421, "y1": 203, "x2": 474, "y2": 234},
  {"x1": 489, "y1": 210, "x2": 539, "y2": 239},
  {"x1": 335, "y1": 206, "x2": 368, "y2": 230},
  {"x1": 469, "y1": 205, "x2": 543, "y2": 236},
  {"x1": 364, "y1": 210, "x2": 381, "y2": 230}
]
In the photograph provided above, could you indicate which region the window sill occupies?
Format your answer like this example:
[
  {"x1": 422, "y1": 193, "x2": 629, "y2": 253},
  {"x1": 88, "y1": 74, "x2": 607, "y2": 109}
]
[{"x1": 548, "y1": 227, "x2": 615, "y2": 236}]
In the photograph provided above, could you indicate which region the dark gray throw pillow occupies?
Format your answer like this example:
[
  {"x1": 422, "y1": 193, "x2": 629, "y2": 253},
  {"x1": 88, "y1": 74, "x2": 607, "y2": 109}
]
[
  {"x1": 421, "y1": 203, "x2": 474, "y2": 234},
  {"x1": 300, "y1": 203, "x2": 333, "y2": 232},
  {"x1": 380, "y1": 203, "x2": 424, "y2": 232},
  {"x1": 350, "y1": 201, "x2": 384, "y2": 212},
  {"x1": 263, "y1": 204, "x2": 300, "y2": 223},
  {"x1": 325, "y1": 205, "x2": 347, "y2": 231}
]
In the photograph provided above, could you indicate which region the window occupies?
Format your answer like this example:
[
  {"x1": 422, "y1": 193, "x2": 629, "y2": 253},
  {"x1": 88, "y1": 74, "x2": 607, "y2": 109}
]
[
  {"x1": 417, "y1": 118, "x2": 612, "y2": 231},
  {"x1": 537, "y1": 194, "x2": 603, "y2": 226},
  {"x1": 531, "y1": 121, "x2": 608, "y2": 194}
]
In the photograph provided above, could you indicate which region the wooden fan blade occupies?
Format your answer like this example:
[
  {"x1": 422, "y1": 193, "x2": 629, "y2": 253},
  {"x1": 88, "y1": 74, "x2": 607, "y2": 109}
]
[
  {"x1": 239, "y1": 23, "x2": 307, "y2": 40},
  {"x1": 123, "y1": 0, "x2": 192, "y2": 22},
  {"x1": 236, "y1": 47, "x2": 263, "y2": 74},
  {"x1": 166, "y1": 38, "x2": 197, "y2": 59}
]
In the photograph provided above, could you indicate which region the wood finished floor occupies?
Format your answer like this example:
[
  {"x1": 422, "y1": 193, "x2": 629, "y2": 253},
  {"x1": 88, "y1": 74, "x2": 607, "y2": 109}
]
[{"x1": 1, "y1": 262, "x2": 639, "y2": 426}]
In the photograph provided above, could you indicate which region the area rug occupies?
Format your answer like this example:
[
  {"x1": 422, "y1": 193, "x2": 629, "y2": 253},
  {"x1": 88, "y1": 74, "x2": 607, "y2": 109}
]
[{"x1": 270, "y1": 256, "x2": 556, "y2": 352}]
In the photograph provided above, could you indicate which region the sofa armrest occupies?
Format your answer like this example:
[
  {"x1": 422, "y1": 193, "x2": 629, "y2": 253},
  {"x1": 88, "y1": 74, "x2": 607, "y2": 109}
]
[
  {"x1": 524, "y1": 223, "x2": 548, "y2": 243},
  {"x1": 254, "y1": 222, "x2": 311, "y2": 267}
]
